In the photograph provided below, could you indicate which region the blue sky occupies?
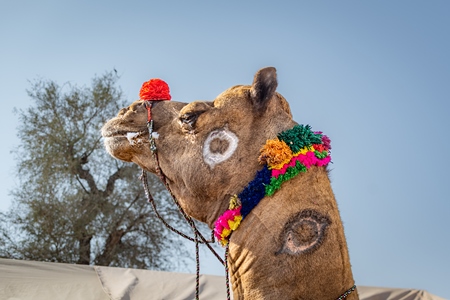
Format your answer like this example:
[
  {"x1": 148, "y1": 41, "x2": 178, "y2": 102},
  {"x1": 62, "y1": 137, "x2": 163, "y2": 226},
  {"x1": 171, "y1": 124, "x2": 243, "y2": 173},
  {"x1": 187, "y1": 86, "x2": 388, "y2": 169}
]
[{"x1": 1, "y1": 1, "x2": 449, "y2": 298}]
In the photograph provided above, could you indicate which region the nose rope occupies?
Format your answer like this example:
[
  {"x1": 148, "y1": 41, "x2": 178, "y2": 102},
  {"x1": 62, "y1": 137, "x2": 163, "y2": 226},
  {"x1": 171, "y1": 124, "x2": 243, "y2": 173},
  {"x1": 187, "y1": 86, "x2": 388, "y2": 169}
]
[{"x1": 138, "y1": 79, "x2": 230, "y2": 300}]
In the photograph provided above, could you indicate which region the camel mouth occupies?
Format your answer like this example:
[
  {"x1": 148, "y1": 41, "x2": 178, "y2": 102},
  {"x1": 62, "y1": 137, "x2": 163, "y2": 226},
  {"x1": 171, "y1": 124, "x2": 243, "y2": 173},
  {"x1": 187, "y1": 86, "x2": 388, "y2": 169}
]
[
  {"x1": 103, "y1": 130, "x2": 149, "y2": 143},
  {"x1": 110, "y1": 130, "x2": 146, "y2": 138},
  {"x1": 101, "y1": 125, "x2": 147, "y2": 138},
  {"x1": 125, "y1": 131, "x2": 148, "y2": 145}
]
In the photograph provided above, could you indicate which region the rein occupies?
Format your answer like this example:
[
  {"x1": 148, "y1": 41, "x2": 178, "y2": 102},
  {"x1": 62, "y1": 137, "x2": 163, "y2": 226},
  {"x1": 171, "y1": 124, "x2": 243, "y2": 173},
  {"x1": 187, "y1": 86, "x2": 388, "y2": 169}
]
[{"x1": 140, "y1": 101, "x2": 231, "y2": 300}]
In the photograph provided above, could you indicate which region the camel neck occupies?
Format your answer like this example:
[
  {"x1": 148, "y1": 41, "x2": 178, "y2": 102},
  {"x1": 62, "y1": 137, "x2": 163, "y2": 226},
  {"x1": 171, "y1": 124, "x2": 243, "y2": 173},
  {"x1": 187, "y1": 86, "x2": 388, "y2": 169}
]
[{"x1": 214, "y1": 124, "x2": 332, "y2": 246}]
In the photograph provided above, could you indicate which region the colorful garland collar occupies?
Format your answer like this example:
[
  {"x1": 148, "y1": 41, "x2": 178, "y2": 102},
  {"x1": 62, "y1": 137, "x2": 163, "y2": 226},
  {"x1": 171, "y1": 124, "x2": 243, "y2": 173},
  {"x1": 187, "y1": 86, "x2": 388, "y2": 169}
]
[{"x1": 213, "y1": 124, "x2": 332, "y2": 246}]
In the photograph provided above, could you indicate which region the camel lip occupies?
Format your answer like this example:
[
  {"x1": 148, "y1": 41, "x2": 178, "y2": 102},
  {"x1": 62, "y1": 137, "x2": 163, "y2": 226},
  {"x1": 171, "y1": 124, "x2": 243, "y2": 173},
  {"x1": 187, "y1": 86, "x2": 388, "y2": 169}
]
[
  {"x1": 105, "y1": 131, "x2": 147, "y2": 139},
  {"x1": 102, "y1": 130, "x2": 150, "y2": 148},
  {"x1": 101, "y1": 127, "x2": 148, "y2": 139}
]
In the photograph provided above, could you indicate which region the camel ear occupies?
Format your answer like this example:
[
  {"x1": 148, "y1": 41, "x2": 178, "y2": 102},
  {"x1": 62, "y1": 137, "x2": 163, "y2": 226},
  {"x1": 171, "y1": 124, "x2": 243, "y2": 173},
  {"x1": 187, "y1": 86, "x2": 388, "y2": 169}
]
[{"x1": 250, "y1": 67, "x2": 278, "y2": 111}]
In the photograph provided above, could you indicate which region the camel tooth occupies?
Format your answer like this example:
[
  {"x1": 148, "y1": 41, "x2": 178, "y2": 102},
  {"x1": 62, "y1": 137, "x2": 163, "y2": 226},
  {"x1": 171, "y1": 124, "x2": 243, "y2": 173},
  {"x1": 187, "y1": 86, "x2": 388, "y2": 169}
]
[{"x1": 126, "y1": 132, "x2": 139, "y2": 145}]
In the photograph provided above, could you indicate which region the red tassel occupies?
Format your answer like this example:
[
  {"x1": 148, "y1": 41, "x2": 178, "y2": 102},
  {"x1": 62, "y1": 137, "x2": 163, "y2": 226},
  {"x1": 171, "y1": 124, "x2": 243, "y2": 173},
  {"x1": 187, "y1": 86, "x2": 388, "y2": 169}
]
[{"x1": 139, "y1": 78, "x2": 171, "y2": 101}]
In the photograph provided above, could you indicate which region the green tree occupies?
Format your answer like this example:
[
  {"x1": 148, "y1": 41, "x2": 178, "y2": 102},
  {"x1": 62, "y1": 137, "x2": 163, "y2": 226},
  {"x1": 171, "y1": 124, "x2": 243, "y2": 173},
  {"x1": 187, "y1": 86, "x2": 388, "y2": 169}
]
[{"x1": 0, "y1": 72, "x2": 189, "y2": 270}]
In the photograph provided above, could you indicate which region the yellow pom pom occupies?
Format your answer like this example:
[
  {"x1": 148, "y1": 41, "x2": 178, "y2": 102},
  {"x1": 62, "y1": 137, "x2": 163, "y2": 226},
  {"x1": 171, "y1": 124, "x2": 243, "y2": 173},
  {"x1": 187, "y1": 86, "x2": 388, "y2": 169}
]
[
  {"x1": 221, "y1": 228, "x2": 231, "y2": 238},
  {"x1": 297, "y1": 146, "x2": 315, "y2": 155},
  {"x1": 228, "y1": 215, "x2": 242, "y2": 230},
  {"x1": 229, "y1": 195, "x2": 241, "y2": 209}
]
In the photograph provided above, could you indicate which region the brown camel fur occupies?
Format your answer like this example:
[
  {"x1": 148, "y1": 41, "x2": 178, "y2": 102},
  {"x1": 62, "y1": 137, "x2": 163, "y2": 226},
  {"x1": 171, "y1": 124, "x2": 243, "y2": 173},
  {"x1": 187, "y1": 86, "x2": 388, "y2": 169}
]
[{"x1": 102, "y1": 67, "x2": 358, "y2": 299}]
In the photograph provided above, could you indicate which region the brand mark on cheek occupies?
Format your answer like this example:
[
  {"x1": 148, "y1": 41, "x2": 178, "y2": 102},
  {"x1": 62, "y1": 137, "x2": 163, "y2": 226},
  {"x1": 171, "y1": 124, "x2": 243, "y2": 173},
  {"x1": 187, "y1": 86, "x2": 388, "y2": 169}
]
[{"x1": 203, "y1": 129, "x2": 238, "y2": 168}]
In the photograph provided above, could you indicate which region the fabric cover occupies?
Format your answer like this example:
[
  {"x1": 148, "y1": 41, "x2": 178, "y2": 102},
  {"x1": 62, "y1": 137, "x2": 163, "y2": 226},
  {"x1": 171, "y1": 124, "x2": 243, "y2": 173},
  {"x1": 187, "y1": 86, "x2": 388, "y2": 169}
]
[{"x1": 0, "y1": 258, "x2": 445, "y2": 300}]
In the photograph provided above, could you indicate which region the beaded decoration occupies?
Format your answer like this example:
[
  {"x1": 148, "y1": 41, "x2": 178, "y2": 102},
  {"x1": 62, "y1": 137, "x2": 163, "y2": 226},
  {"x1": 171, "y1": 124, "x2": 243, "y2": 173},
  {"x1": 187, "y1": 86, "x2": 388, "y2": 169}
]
[{"x1": 213, "y1": 124, "x2": 331, "y2": 246}]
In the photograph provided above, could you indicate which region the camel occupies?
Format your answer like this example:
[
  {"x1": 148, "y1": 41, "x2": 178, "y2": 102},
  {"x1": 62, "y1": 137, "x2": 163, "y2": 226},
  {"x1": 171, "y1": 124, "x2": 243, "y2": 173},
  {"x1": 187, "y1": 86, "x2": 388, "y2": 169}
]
[{"x1": 101, "y1": 67, "x2": 358, "y2": 299}]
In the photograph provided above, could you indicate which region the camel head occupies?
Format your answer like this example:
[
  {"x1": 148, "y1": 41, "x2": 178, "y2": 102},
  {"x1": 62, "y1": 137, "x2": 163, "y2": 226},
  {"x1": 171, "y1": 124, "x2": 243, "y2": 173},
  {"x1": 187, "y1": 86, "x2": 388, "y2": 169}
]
[
  {"x1": 102, "y1": 67, "x2": 358, "y2": 299},
  {"x1": 102, "y1": 67, "x2": 296, "y2": 227}
]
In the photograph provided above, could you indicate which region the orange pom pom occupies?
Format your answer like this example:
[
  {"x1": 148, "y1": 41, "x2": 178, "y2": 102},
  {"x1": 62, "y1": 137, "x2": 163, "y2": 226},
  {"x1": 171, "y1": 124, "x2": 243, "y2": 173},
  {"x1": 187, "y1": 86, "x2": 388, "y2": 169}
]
[
  {"x1": 139, "y1": 78, "x2": 171, "y2": 101},
  {"x1": 259, "y1": 139, "x2": 293, "y2": 169}
]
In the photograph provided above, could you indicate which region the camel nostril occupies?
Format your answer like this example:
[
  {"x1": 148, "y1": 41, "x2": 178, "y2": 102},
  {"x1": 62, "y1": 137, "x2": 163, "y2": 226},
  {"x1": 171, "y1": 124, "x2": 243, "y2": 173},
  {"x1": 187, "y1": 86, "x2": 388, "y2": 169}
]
[{"x1": 118, "y1": 107, "x2": 127, "y2": 116}]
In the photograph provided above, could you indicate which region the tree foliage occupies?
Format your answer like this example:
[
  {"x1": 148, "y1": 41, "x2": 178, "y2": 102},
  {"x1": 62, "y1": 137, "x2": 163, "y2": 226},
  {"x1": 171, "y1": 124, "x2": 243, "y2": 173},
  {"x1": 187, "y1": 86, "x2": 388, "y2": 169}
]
[{"x1": 0, "y1": 72, "x2": 190, "y2": 270}]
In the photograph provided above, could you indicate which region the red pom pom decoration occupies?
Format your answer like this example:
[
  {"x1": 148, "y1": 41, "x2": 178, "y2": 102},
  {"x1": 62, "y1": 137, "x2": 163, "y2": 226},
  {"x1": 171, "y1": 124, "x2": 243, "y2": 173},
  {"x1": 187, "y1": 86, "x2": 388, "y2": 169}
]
[{"x1": 139, "y1": 78, "x2": 171, "y2": 101}]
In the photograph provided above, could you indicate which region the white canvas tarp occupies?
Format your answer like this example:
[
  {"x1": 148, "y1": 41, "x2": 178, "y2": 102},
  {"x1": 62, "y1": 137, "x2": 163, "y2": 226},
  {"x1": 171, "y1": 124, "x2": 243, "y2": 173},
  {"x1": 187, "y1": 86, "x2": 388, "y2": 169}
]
[{"x1": 0, "y1": 258, "x2": 445, "y2": 300}]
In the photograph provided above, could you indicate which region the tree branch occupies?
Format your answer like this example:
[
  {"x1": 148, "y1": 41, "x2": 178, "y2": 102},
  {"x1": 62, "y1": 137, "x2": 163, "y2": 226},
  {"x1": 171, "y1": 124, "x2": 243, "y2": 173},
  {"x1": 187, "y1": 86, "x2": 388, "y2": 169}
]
[
  {"x1": 102, "y1": 165, "x2": 136, "y2": 198},
  {"x1": 76, "y1": 165, "x2": 100, "y2": 194}
]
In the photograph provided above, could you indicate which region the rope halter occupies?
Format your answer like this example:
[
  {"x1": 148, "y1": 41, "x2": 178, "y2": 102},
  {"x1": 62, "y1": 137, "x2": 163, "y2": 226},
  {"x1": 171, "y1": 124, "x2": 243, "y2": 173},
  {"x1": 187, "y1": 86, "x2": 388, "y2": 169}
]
[{"x1": 139, "y1": 78, "x2": 172, "y2": 153}]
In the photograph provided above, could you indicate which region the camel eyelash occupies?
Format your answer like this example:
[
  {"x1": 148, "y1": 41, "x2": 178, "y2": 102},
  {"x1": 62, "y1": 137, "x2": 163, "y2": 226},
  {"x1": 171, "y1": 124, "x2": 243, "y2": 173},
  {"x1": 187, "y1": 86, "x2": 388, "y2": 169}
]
[{"x1": 179, "y1": 112, "x2": 199, "y2": 125}]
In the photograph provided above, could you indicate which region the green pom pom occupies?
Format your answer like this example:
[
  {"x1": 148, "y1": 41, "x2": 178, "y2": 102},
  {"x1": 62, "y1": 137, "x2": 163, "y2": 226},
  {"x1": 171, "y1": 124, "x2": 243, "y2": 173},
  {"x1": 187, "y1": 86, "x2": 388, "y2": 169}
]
[
  {"x1": 315, "y1": 150, "x2": 328, "y2": 159},
  {"x1": 278, "y1": 125, "x2": 322, "y2": 153},
  {"x1": 265, "y1": 161, "x2": 308, "y2": 196}
]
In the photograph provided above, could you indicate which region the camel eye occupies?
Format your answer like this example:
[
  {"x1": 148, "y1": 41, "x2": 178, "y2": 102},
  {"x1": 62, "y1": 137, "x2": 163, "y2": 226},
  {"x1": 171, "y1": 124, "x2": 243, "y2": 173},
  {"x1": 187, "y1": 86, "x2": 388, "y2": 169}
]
[
  {"x1": 178, "y1": 101, "x2": 211, "y2": 133},
  {"x1": 180, "y1": 113, "x2": 198, "y2": 124},
  {"x1": 179, "y1": 112, "x2": 200, "y2": 132}
]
